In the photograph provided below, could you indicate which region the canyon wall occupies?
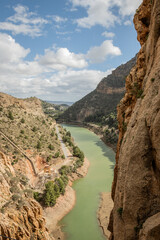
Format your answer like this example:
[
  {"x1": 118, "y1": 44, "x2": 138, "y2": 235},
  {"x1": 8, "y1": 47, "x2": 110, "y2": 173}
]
[{"x1": 109, "y1": 0, "x2": 160, "y2": 239}]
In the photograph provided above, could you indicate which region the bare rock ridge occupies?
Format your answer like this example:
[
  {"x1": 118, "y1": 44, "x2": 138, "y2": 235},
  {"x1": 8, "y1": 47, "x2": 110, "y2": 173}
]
[
  {"x1": 0, "y1": 92, "x2": 44, "y2": 116},
  {"x1": 59, "y1": 56, "x2": 136, "y2": 123},
  {"x1": 109, "y1": 0, "x2": 160, "y2": 239}
]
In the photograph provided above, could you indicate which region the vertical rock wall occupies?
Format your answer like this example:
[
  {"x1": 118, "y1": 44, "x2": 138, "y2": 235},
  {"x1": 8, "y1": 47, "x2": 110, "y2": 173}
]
[{"x1": 109, "y1": 0, "x2": 160, "y2": 239}]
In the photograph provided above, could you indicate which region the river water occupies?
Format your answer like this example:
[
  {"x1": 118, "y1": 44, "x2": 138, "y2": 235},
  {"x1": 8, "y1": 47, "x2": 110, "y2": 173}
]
[{"x1": 61, "y1": 125, "x2": 115, "y2": 240}]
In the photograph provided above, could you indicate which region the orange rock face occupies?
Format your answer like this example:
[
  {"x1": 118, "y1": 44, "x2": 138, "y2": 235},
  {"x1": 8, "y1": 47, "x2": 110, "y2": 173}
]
[
  {"x1": 109, "y1": 0, "x2": 160, "y2": 239},
  {"x1": 0, "y1": 152, "x2": 54, "y2": 240}
]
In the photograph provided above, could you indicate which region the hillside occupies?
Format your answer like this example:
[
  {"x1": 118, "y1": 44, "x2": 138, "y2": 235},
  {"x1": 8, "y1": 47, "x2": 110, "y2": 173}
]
[
  {"x1": 59, "y1": 56, "x2": 136, "y2": 123},
  {"x1": 108, "y1": 0, "x2": 160, "y2": 239},
  {"x1": 0, "y1": 92, "x2": 63, "y2": 171},
  {"x1": 0, "y1": 92, "x2": 86, "y2": 239}
]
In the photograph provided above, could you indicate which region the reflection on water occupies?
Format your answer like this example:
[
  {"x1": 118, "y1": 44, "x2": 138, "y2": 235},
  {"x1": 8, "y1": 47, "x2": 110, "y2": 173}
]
[{"x1": 61, "y1": 125, "x2": 115, "y2": 240}]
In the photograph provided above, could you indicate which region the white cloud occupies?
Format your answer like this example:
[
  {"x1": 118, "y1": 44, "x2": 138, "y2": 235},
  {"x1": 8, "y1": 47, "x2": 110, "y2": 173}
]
[
  {"x1": 102, "y1": 31, "x2": 115, "y2": 38},
  {"x1": 112, "y1": 0, "x2": 142, "y2": 16},
  {"x1": 0, "y1": 33, "x2": 114, "y2": 101},
  {"x1": 70, "y1": 0, "x2": 142, "y2": 29},
  {"x1": 48, "y1": 15, "x2": 67, "y2": 23},
  {"x1": 0, "y1": 5, "x2": 49, "y2": 37},
  {"x1": 71, "y1": 0, "x2": 117, "y2": 29},
  {"x1": 124, "y1": 20, "x2": 132, "y2": 26},
  {"x1": 36, "y1": 47, "x2": 88, "y2": 70},
  {"x1": 87, "y1": 40, "x2": 121, "y2": 63},
  {"x1": 0, "y1": 33, "x2": 30, "y2": 63}
]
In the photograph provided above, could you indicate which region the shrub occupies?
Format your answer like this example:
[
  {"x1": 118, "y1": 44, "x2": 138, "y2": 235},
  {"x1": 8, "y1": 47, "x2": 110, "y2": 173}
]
[
  {"x1": 55, "y1": 152, "x2": 60, "y2": 158},
  {"x1": 34, "y1": 192, "x2": 41, "y2": 202},
  {"x1": 44, "y1": 181, "x2": 56, "y2": 207},
  {"x1": 8, "y1": 111, "x2": 14, "y2": 120},
  {"x1": 20, "y1": 130, "x2": 24, "y2": 134},
  {"x1": 66, "y1": 131, "x2": 71, "y2": 137},
  {"x1": 48, "y1": 144, "x2": 54, "y2": 150},
  {"x1": 32, "y1": 126, "x2": 37, "y2": 132},
  {"x1": 46, "y1": 155, "x2": 52, "y2": 162},
  {"x1": 36, "y1": 141, "x2": 41, "y2": 149},
  {"x1": 137, "y1": 89, "x2": 143, "y2": 98},
  {"x1": 59, "y1": 165, "x2": 70, "y2": 175},
  {"x1": 21, "y1": 118, "x2": 25, "y2": 123},
  {"x1": 51, "y1": 131, "x2": 55, "y2": 137},
  {"x1": 73, "y1": 146, "x2": 84, "y2": 160},
  {"x1": 55, "y1": 178, "x2": 65, "y2": 195}
]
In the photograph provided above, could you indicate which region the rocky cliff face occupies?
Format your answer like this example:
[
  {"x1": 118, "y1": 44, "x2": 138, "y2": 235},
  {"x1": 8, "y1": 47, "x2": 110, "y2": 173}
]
[
  {"x1": 0, "y1": 151, "x2": 54, "y2": 240},
  {"x1": 109, "y1": 0, "x2": 160, "y2": 239}
]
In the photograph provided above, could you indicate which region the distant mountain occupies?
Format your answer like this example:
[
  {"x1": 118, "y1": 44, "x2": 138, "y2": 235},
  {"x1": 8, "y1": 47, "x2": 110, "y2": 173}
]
[
  {"x1": 59, "y1": 56, "x2": 137, "y2": 123},
  {"x1": 46, "y1": 100, "x2": 74, "y2": 106}
]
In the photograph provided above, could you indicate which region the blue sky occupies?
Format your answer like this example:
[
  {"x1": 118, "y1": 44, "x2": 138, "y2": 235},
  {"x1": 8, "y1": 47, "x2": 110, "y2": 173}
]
[{"x1": 0, "y1": 0, "x2": 142, "y2": 102}]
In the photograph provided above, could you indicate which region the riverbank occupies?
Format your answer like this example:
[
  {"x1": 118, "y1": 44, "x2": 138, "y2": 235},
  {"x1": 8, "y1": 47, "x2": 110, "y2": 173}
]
[
  {"x1": 58, "y1": 121, "x2": 117, "y2": 152},
  {"x1": 44, "y1": 156, "x2": 90, "y2": 240},
  {"x1": 85, "y1": 123, "x2": 117, "y2": 153},
  {"x1": 98, "y1": 192, "x2": 113, "y2": 239}
]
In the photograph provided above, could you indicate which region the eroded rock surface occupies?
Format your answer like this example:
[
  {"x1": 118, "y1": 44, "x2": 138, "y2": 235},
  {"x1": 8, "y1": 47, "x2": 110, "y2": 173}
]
[{"x1": 109, "y1": 0, "x2": 160, "y2": 239}]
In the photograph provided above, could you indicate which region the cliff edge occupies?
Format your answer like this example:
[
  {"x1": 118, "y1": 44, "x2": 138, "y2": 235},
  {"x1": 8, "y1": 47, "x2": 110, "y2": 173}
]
[{"x1": 109, "y1": 0, "x2": 160, "y2": 239}]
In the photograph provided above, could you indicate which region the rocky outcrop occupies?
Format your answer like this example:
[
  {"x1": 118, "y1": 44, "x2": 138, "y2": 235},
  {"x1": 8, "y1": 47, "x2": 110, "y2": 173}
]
[
  {"x1": 0, "y1": 199, "x2": 53, "y2": 240},
  {"x1": 0, "y1": 151, "x2": 54, "y2": 240},
  {"x1": 109, "y1": 0, "x2": 160, "y2": 239}
]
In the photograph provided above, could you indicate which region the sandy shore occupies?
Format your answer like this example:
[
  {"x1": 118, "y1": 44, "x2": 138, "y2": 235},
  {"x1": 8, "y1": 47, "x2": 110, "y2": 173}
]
[
  {"x1": 97, "y1": 192, "x2": 113, "y2": 239},
  {"x1": 44, "y1": 157, "x2": 90, "y2": 240}
]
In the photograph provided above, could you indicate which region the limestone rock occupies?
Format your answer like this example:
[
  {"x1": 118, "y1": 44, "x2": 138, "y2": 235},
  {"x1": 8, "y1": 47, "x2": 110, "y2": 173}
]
[
  {"x1": 0, "y1": 152, "x2": 54, "y2": 240},
  {"x1": 109, "y1": 0, "x2": 160, "y2": 239}
]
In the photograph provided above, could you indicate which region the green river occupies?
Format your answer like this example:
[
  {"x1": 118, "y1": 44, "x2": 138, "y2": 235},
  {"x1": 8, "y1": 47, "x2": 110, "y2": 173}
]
[{"x1": 61, "y1": 125, "x2": 115, "y2": 240}]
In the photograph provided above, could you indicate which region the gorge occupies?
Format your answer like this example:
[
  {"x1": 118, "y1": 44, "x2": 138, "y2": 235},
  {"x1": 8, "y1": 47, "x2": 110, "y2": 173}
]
[{"x1": 0, "y1": 0, "x2": 159, "y2": 239}]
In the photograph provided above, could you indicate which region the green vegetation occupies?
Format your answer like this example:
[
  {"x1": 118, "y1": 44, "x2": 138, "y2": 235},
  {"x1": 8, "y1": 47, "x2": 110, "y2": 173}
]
[
  {"x1": 55, "y1": 151, "x2": 60, "y2": 158},
  {"x1": 48, "y1": 144, "x2": 54, "y2": 150},
  {"x1": 43, "y1": 181, "x2": 57, "y2": 206},
  {"x1": 50, "y1": 131, "x2": 55, "y2": 136},
  {"x1": 0, "y1": 102, "x2": 63, "y2": 161},
  {"x1": 8, "y1": 110, "x2": 14, "y2": 120},
  {"x1": 36, "y1": 141, "x2": 41, "y2": 149},
  {"x1": 41, "y1": 100, "x2": 69, "y2": 119},
  {"x1": 32, "y1": 126, "x2": 37, "y2": 132},
  {"x1": 36, "y1": 169, "x2": 69, "y2": 207},
  {"x1": 20, "y1": 118, "x2": 25, "y2": 123}
]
